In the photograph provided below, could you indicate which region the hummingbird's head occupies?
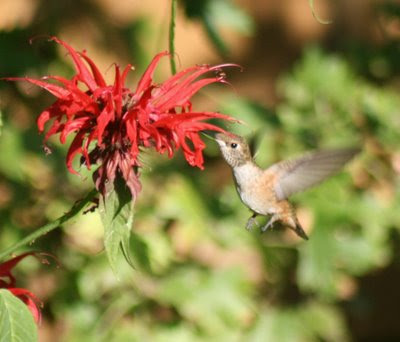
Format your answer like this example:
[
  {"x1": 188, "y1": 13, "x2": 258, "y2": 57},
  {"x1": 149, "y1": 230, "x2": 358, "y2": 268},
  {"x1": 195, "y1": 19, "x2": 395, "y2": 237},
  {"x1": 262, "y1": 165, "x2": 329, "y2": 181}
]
[{"x1": 214, "y1": 133, "x2": 252, "y2": 167}]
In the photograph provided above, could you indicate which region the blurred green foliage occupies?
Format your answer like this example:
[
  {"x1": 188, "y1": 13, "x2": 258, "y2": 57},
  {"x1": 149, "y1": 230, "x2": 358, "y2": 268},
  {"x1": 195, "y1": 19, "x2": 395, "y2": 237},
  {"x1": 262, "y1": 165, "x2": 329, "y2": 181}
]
[
  {"x1": 182, "y1": 0, "x2": 254, "y2": 57},
  {"x1": 0, "y1": 0, "x2": 400, "y2": 341}
]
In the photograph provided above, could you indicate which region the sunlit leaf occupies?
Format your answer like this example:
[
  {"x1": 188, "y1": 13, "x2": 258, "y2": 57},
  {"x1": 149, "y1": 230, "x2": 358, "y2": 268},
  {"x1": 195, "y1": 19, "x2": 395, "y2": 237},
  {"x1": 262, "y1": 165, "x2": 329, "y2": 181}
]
[
  {"x1": 99, "y1": 176, "x2": 134, "y2": 275},
  {"x1": 0, "y1": 290, "x2": 38, "y2": 342},
  {"x1": 158, "y1": 268, "x2": 252, "y2": 334},
  {"x1": 208, "y1": 0, "x2": 255, "y2": 35},
  {"x1": 182, "y1": 0, "x2": 254, "y2": 56},
  {"x1": 247, "y1": 302, "x2": 348, "y2": 341}
]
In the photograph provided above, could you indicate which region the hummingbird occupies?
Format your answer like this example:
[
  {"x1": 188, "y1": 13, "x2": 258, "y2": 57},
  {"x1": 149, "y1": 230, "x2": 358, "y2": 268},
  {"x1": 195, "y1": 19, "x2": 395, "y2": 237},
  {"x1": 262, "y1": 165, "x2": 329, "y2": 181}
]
[{"x1": 214, "y1": 133, "x2": 360, "y2": 240}]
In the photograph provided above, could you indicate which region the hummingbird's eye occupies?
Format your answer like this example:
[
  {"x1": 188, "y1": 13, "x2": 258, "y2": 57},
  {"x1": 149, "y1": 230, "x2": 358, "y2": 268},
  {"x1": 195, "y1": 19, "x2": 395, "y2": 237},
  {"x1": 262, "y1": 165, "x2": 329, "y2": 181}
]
[{"x1": 230, "y1": 143, "x2": 238, "y2": 149}]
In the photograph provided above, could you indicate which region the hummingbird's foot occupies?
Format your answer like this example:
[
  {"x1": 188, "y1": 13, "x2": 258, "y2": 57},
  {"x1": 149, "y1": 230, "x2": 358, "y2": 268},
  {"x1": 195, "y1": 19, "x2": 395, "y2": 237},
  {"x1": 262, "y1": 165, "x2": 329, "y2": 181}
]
[
  {"x1": 245, "y1": 213, "x2": 259, "y2": 231},
  {"x1": 261, "y1": 215, "x2": 278, "y2": 232}
]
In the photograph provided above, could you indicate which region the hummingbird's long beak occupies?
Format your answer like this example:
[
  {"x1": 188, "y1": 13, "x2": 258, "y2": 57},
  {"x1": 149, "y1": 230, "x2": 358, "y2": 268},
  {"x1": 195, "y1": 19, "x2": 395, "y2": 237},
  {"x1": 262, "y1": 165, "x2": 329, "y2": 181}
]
[{"x1": 200, "y1": 130, "x2": 218, "y2": 140}]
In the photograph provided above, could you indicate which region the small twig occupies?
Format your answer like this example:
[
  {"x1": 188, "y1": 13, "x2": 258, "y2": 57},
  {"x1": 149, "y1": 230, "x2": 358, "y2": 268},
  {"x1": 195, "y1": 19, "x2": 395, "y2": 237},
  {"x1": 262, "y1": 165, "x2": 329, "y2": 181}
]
[
  {"x1": 309, "y1": 0, "x2": 332, "y2": 24},
  {"x1": 0, "y1": 189, "x2": 98, "y2": 261},
  {"x1": 169, "y1": 0, "x2": 178, "y2": 75}
]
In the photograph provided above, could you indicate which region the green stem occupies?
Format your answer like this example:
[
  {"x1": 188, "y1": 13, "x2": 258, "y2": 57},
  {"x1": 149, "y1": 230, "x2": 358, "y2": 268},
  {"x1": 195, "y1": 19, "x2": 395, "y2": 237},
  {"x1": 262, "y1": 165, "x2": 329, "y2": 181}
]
[
  {"x1": 169, "y1": 0, "x2": 177, "y2": 75},
  {"x1": 0, "y1": 189, "x2": 98, "y2": 261}
]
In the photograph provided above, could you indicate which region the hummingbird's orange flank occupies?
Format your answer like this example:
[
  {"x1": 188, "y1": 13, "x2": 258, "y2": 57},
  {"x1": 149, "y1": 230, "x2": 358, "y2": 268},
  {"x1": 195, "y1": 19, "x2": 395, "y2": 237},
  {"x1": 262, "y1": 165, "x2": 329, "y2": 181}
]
[{"x1": 214, "y1": 133, "x2": 360, "y2": 240}]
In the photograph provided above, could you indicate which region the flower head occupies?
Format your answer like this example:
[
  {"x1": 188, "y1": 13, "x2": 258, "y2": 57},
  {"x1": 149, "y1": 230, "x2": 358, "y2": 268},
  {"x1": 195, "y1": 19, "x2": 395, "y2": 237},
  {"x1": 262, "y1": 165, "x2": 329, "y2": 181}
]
[
  {"x1": 0, "y1": 252, "x2": 44, "y2": 323},
  {"x1": 7, "y1": 37, "x2": 237, "y2": 197}
]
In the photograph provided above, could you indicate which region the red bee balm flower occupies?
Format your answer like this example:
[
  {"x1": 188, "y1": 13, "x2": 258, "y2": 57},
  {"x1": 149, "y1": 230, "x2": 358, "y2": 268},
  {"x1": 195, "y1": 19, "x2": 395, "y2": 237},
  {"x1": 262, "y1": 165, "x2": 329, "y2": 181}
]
[
  {"x1": 0, "y1": 253, "x2": 43, "y2": 323},
  {"x1": 8, "y1": 37, "x2": 237, "y2": 197}
]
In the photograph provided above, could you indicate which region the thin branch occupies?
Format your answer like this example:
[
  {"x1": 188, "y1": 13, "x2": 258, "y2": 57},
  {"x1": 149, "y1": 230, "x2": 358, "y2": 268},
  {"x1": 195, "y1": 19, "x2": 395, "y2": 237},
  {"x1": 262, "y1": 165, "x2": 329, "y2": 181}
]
[
  {"x1": 309, "y1": 0, "x2": 332, "y2": 24},
  {"x1": 0, "y1": 189, "x2": 98, "y2": 261},
  {"x1": 169, "y1": 0, "x2": 178, "y2": 75}
]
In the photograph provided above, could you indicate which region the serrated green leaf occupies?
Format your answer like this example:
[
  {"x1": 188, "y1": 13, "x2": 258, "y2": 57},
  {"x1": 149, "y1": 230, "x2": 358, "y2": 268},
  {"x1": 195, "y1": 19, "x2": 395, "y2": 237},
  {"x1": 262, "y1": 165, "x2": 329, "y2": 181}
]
[
  {"x1": 0, "y1": 289, "x2": 38, "y2": 342},
  {"x1": 129, "y1": 231, "x2": 152, "y2": 273},
  {"x1": 99, "y1": 177, "x2": 134, "y2": 275}
]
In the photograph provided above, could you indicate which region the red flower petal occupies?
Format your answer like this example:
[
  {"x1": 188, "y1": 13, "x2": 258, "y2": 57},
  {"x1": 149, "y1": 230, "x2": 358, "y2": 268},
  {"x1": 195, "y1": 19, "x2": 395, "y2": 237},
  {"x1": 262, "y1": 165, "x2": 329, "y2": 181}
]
[
  {"x1": 79, "y1": 51, "x2": 107, "y2": 87},
  {"x1": 97, "y1": 93, "x2": 115, "y2": 145},
  {"x1": 134, "y1": 51, "x2": 169, "y2": 97},
  {"x1": 113, "y1": 65, "x2": 123, "y2": 117},
  {"x1": 121, "y1": 64, "x2": 133, "y2": 85},
  {"x1": 5, "y1": 77, "x2": 69, "y2": 98},
  {"x1": 152, "y1": 67, "x2": 220, "y2": 110},
  {"x1": 0, "y1": 252, "x2": 54, "y2": 324},
  {"x1": 45, "y1": 75, "x2": 94, "y2": 105},
  {"x1": 60, "y1": 116, "x2": 92, "y2": 143},
  {"x1": 6, "y1": 37, "x2": 239, "y2": 196},
  {"x1": 49, "y1": 37, "x2": 98, "y2": 92},
  {"x1": 66, "y1": 131, "x2": 86, "y2": 174},
  {"x1": 0, "y1": 252, "x2": 37, "y2": 283},
  {"x1": 8, "y1": 288, "x2": 42, "y2": 323}
]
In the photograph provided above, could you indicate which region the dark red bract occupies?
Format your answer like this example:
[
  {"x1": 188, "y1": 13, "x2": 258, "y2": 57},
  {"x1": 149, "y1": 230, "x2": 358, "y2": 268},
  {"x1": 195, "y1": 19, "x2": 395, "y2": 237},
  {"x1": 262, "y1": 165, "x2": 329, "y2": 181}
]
[
  {"x1": 0, "y1": 252, "x2": 43, "y2": 323},
  {"x1": 7, "y1": 37, "x2": 237, "y2": 197}
]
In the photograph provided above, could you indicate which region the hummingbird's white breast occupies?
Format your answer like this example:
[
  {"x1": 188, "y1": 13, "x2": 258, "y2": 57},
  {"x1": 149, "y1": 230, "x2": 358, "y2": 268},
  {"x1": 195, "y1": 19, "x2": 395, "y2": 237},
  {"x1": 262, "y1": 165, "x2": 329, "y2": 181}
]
[{"x1": 232, "y1": 162, "x2": 276, "y2": 215}]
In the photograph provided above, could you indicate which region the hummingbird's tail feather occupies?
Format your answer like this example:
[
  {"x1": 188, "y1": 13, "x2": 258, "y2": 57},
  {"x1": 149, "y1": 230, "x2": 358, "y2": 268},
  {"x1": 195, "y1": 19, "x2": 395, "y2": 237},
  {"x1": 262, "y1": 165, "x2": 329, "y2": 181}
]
[
  {"x1": 279, "y1": 201, "x2": 309, "y2": 240},
  {"x1": 293, "y1": 222, "x2": 309, "y2": 240}
]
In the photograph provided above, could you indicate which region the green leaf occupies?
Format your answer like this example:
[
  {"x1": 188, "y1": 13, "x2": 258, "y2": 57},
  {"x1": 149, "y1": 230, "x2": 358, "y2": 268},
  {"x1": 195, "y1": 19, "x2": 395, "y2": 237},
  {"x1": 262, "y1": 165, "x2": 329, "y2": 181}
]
[
  {"x1": 247, "y1": 302, "x2": 348, "y2": 342},
  {"x1": 208, "y1": 0, "x2": 254, "y2": 35},
  {"x1": 129, "y1": 231, "x2": 152, "y2": 273},
  {"x1": 297, "y1": 223, "x2": 338, "y2": 298},
  {"x1": 182, "y1": 0, "x2": 254, "y2": 57},
  {"x1": 0, "y1": 289, "x2": 38, "y2": 342},
  {"x1": 158, "y1": 268, "x2": 252, "y2": 334},
  {"x1": 99, "y1": 177, "x2": 134, "y2": 275},
  {"x1": 202, "y1": 13, "x2": 230, "y2": 57},
  {"x1": 379, "y1": 2, "x2": 400, "y2": 19}
]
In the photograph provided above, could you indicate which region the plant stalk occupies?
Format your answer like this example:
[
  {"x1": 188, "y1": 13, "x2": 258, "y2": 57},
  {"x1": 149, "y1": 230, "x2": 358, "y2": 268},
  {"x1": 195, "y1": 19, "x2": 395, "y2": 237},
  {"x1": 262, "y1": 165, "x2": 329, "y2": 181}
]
[
  {"x1": 169, "y1": 0, "x2": 178, "y2": 75},
  {"x1": 0, "y1": 189, "x2": 97, "y2": 261}
]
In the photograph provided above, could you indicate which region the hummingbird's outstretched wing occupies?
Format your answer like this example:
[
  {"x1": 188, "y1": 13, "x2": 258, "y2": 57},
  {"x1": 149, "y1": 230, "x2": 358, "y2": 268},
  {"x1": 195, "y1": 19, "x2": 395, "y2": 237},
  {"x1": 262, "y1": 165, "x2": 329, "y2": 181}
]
[{"x1": 269, "y1": 148, "x2": 360, "y2": 200}]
